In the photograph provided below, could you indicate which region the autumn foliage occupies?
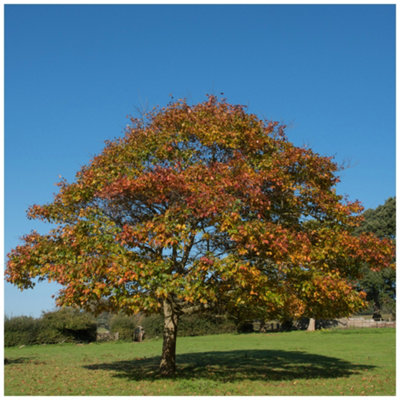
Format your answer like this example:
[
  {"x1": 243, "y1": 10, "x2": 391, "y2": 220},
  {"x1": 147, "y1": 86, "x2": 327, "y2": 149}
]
[{"x1": 6, "y1": 95, "x2": 394, "y2": 374}]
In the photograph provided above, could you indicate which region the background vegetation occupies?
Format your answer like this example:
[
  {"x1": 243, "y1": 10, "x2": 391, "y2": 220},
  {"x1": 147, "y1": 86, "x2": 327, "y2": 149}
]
[
  {"x1": 5, "y1": 308, "x2": 97, "y2": 347},
  {"x1": 5, "y1": 308, "x2": 237, "y2": 347},
  {"x1": 355, "y1": 197, "x2": 396, "y2": 318}
]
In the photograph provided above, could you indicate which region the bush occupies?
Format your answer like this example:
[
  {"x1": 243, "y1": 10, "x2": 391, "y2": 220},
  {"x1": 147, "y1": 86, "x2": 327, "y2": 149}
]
[
  {"x1": 140, "y1": 312, "x2": 236, "y2": 339},
  {"x1": 4, "y1": 316, "x2": 40, "y2": 347},
  {"x1": 109, "y1": 313, "x2": 163, "y2": 341},
  {"x1": 141, "y1": 314, "x2": 164, "y2": 338},
  {"x1": 178, "y1": 312, "x2": 236, "y2": 336},
  {"x1": 4, "y1": 308, "x2": 97, "y2": 347},
  {"x1": 37, "y1": 308, "x2": 97, "y2": 344},
  {"x1": 109, "y1": 314, "x2": 138, "y2": 341}
]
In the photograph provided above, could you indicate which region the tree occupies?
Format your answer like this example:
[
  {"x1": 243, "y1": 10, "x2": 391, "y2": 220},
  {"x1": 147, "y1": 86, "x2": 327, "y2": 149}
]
[
  {"x1": 354, "y1": 197, "x2": 396, "y2": 318},
  {"x1": 6, "y1": 96, "x2": 394, "y2": 375},
  {"x1": 354, "y1": 197, "x2": 395, "y2": 240}
]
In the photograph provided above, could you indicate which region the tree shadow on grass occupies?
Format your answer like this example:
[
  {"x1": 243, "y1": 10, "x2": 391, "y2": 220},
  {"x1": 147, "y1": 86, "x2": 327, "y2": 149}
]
[{"x1": 84, "y1": 349, "x2": 375, "y2": 382}]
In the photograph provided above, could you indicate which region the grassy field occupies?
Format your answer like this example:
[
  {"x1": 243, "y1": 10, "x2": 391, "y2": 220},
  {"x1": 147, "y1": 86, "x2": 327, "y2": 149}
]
[{"x1": 4, "y1": 328, "x2": 395, "y2": 396}]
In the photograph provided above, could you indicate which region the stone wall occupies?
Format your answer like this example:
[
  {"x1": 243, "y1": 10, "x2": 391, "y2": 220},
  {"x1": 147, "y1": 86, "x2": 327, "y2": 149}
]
[{"x1": 335, "y1": 317, "x2": 395, "y2": 329}]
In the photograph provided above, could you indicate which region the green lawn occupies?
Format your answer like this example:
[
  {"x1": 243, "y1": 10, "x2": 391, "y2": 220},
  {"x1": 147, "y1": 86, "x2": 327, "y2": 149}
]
[{"x1": 4, "y1": 328, "x2": 395, "y2": 396}]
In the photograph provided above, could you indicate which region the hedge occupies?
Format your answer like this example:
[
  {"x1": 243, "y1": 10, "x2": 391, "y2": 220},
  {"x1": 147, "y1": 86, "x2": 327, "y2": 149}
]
[{"x1": 5, "y1": 308, "x2": 97, "y2": 347}]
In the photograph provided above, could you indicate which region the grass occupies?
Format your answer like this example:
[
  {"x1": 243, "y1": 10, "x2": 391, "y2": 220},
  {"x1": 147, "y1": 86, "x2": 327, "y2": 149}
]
[{"x1": 4, "y1": 328, "x2": 395, "y2": 395}]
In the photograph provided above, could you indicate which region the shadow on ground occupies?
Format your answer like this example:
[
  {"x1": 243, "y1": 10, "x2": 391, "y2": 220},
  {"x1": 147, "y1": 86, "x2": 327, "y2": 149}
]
[
  {"x1": 4, "y1": 357, "x2": 34, "y2": 365},
  {"x1": 84, "y1": 349, "x2": 374, "y2": 382}
]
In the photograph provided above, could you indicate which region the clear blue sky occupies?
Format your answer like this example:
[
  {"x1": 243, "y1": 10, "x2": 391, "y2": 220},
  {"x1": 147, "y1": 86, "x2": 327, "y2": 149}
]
[{"x1": 5, "y1": 4, "x2": 395, "y2": 317}]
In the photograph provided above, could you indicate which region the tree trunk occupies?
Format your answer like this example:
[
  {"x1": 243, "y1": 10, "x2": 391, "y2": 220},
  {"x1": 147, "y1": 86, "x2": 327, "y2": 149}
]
[
  {"x1": 307, "y1": 317, "x2": 316, "y2": 331},
  {"x1": 159, "y1": 299, "x2": 179, "y2": 376}
]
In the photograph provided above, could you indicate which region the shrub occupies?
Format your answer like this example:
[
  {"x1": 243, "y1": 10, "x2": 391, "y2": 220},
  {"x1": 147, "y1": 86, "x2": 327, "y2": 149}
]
[
  {"x1": 179, "y1": 312, "x2": 236, "y2": 336},
  {"x1": 36, "y1": 308, "x2": 97, "y2": 344},
  {"x1": 4, "y1": 316, "x2": 40, "y2": 347},
  {"x1": 141, "y1": 314, "x2": 164, "y2": 338},
  {"x1": 4, "y1": 308, "x2": 97, "y2": 347},
  {"x1": 109, "y1": 314, "x2": 138, "y2": 341}
]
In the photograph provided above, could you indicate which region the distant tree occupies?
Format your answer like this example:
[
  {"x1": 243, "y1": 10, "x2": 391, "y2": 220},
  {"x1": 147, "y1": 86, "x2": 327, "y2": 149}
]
[
  {"x1": 354, "y1": 197, "x2": 395, "y2": 239},
  {"x1": 355, "y1": 197, "x2": 396, "y2": 318},
  {"x1": 6, "y1": 96, "x2": 394, "y2": 375}
]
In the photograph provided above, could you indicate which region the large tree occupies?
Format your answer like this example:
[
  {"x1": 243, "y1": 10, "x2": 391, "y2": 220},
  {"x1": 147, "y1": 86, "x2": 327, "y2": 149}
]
[{"x1": 6, "y1": 96, "x2": 394, "y2": 375}]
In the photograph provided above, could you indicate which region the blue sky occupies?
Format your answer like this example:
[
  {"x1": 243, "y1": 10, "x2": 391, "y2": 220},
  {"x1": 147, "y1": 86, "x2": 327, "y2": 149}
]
[{"x1": 5, "y1": 4, "x2": 395, "y2": 317}]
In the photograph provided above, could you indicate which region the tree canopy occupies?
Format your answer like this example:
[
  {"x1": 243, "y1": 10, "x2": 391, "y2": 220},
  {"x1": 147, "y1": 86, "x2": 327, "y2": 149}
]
[
  {"x1": 354, "y1": 197, "x2": 395, "y2": 239},
  {"x1": 6, "y1": 96, "x2": 394, "y2": 375}
]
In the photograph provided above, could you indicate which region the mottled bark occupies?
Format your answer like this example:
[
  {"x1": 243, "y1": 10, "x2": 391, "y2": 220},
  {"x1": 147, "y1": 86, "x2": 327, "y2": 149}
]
[{"x1": 159, "y1": 299, "x2": 179, "y2": 376}]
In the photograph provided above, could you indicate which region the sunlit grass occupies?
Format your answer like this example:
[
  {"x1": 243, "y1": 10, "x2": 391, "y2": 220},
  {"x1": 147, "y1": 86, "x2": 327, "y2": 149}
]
[{"x1": 4, "y1": 328, "x2": 395, "y2": 395}]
